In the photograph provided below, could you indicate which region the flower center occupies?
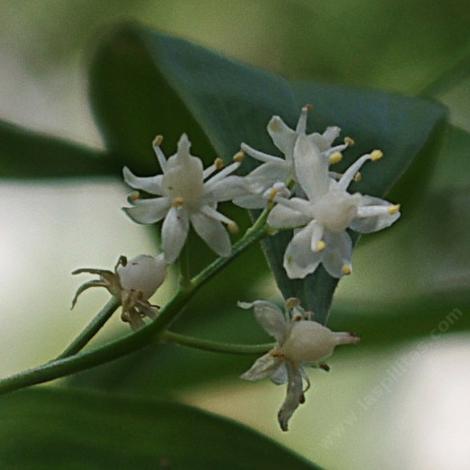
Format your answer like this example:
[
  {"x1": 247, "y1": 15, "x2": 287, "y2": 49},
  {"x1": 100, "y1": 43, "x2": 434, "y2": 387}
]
[{"x1": 312, "y1": 189, "x2": 359, "y2": 232}]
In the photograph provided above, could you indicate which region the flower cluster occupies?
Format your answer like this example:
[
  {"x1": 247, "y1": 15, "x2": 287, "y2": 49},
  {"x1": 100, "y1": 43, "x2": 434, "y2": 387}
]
[{"x1": 239, "y1": 298, "x2": 359, "y2": 431}]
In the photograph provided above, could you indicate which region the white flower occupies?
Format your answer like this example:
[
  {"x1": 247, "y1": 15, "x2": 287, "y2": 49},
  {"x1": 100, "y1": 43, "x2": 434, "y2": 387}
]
[
  {"x1": 123, "y1": 134, "x2": 249, "y2": 263},
  {"x1": 234, "y1": 105, "x2": 353, "y2": 209},
  {"x1": 239, "y1": 298, "x2": 359, "y2": 431},
  {"x1": 268, "y1": 134, "x2": 401, "y2": 279},
  {"x1": 72, "y1": 254, "x2": 167, "y2": 330}
]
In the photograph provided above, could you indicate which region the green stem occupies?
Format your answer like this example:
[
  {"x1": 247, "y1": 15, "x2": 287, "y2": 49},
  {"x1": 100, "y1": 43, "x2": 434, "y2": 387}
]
[
  {"x1": 178, "y1": 243, "x2": 192, "y2": 290},
  {"x1": 56, "y1": 297, "x2": 120, "y2": 360},
  {"x1": 162, "y1": 331, "x2": 274, "y2": 355},
  {"x1": 0, "y1": 211, "x2": 270, "y2": 396}
]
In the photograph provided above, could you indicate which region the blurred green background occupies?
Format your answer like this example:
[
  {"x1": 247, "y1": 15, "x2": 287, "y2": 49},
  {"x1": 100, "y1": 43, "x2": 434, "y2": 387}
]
[{"x1": 1, "y1": 1, "x2": 470, "y2": 468}]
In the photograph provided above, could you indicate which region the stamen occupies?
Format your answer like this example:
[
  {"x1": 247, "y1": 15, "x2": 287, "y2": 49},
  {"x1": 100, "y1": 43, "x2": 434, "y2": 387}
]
[
  {"x1": 370, "y1": 149, "x2": 383, "y2": 161},
  {"x1": 227, "y1": 221, "x2": 239, "y2": 234},
  {"x1": 314, "y1": 240, "x2": 326, "y2": 252},
  {"x1": 171, "y1": 196, "x2": 184, "y2": 208},
  {"x1": 338, "y1": 154, "x2": 373, "y2": 191},
  {"x1": 388, "y1": 204, "x2": 400, "y2": 215},
  {"x1": 152, "y1": 134, "x2": 167, "y2": 171},
  {"x1": 353, "y1": 171, "x2": 362, "y2": 182},
  {"x1": 341, "y1": 264, "x2": 352, "y2": 275},
  {"x1": 344, "y1": 136, "x2": 355, "y2": 146},
  {"x1": 285, "y1": 297, "x2": 300, "y2": 310},
  {"x1": 233, "y1": 150, "x2": 245, "y2": 163},
  {"x1": 215, "y1": 157, "x2": 225, "y2": 170},
  {"x1": 128, "y1": 191, "x2": 140, "y2": 203},
  {"x1": 329, "y1": 152, "x2": 343, "y2": 164}
]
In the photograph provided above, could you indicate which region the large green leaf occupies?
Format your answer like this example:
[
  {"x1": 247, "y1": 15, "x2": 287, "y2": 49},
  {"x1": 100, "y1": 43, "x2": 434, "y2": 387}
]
[
  {"x1": 0, "y1": 389, "x2": 317, "y2": 469},
  {"x1": 0, "y1": 119, "x2": 120, "y2": 178},
  {"x1": 90, "y1": 23, "x2": 446, "y2": 325}
]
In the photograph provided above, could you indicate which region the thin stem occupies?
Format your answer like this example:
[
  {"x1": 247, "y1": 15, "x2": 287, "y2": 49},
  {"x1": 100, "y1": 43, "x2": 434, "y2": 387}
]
[
  {"x1": 56, "y1": 297, "x2": 120, "y2": 359},
  {"x1": 0, "y1": 209, "x2": 270, "y2": 396},
  {"x1": 162, "y1": 331, "x2": 274, "y2": 355},
  {"x1": 178, "y1": 243, "x2": 192, "y2": 291}
]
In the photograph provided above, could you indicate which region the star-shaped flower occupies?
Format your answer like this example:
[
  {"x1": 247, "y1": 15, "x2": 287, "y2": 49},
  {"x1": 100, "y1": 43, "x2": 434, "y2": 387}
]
[
  {"x1": 234, "y1": 105, "x2": 353, "y2": 209},
  {"x1": 123, "y1": 134, "x2": 249, "y2": 263},
  {"x1": 239, "y1": 298, "x2": 359, "y2": 431},
  {"x1": 268, "y1": 134, "x2": 401, "y2": 279}
]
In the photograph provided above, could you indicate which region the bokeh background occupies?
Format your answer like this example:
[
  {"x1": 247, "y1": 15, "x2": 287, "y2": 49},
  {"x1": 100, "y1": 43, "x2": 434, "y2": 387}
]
[{"x1": 1, "y1": 1, "x2": 470, "y2": 469}]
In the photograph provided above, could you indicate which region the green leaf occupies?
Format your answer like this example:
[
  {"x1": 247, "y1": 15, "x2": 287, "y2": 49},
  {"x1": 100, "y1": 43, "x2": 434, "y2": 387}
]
[
  {"x1": 89, "y1": 23, "x2": 446, "y2": 327},
  {"x1": 0, "y1": 119, "x2": 120, "y2": 178},
  {"x1": 0, "y1": 389, "x2": 317, "y2": 469}
]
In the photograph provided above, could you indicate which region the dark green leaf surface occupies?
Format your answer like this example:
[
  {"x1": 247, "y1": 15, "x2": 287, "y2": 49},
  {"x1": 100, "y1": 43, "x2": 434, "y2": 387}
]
[
  {"x1": 0, "y1": 389, "x2": 317, "y2": 469},
  {"x1": 0, "y1": 119, "x2": 119, "y2": 178},
  {"x1": 90, "y1": 23, "x2": 447, "y2": 325}
]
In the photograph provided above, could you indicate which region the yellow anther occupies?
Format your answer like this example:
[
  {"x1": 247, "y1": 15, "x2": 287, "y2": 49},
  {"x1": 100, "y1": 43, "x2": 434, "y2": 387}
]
[
  {"x1": 388, "y1": 204, "x2": 400, "y2": 215},
  {"x1": 214, "y1": 158, "x2": 225, "y2": 170},
  {"x1": 329, "y1": 152, "x2": 343, "y2": 164},
  {"x1": 227, "y1": 221, "x2": 239, "y2": 235},
  {"x1": 286, "y1": 297, "x2": 300, "y2": 309},
  {"x1": 233, "y1": 150, "x2": 245, "y2": 163},
  {"x1": 371, "y1": 149, "x2": 383, "y2": 161},
  {"x1": 268, "y1": 187, "x2": 279, "y2": 202},
  {"x1": 353, "y1": 171, "x2": 362, "y2": 182},
  {"x1": 342, "y1": 264, "x2": 352, "y2": 276},
  {"x1": 172, "y1": 196, "x2": 184, "y2": 208},
  {"x1": 153, "y1": 134, "x2": 163, "y2": 147},
  {"x1": 128, "y1": 191, "x2": 140, "y2": 203},
  {"x1": 303, "y1": 103, "x2": 314, "y2": 112},
  {"x1": 344, "y1": 136, "x2": 355, "y2": 146},
  {"x1": 315, "y1": 240, "x2": 326, "y2": 252}
]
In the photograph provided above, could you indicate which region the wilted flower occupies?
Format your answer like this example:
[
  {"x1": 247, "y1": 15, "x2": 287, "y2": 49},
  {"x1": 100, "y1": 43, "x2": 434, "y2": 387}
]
[
  {"x1": 72, "y1": 254, "x2": 166, "y2": 330},
  {"x1": 234, "y1": 105, "x2": 353, "y2": 209},
  {"x1": 268, "y1": 134, "x2": 401, "y2": 279},
  {"x1": 123, "y1": 134, "x2": 248, "y2": 263},
  {"x1": 240, "y1": 298, "x2": 359, "y2": 431}
]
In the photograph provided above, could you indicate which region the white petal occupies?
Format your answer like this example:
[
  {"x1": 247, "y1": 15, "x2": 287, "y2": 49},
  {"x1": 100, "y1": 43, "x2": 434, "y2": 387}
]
[
  {"x1": 283, "y1": 221, "x2": 322, "y2": 279},
  {"x1": 123, "y1": 197, "x2": 170, "y2": 224},
  {"x1": 123, "y1": 167, "x2": 163, "y2": 196},
  {"x1": 322, "y1": 231, "x2": 352, "y2": 278},
  {"x1": 161, "y1": 207, "x2": 189, "y2": 263},
  {"x1": 241, "y1": 352, "x2": 282, "y2": 381},
  {"x1": 204, "y1": 175, "x2": 249, "y2": 202},
  {"x1": 270, "y1": 363, "x2": 288, "y2": 385},
  {"x1": 190, "y1": 211, "x2": 231, "y2": 257},
  {"x1": 245, "y1": 300, "x2": 288, "y2": 342},
  {"x1": 350, "y1": 195, "x2": 400, "y2": 233},
  {"x1": 268, "y1": 204, "x2": 311, "y2": 229},
  {"x1": 278, "y1": 363, "x2": 304, "y2": 432},
  {"x1": 267, "y1": 116, "x2": 297, "y2": 160},
  {"x1": 245, "y1": 161, "x2": 290, "y2": 193},
  {"x1": 232, "y1": 194, "x2": 267, "y2": 209},
  {"x1": 293, "y1": 134, "x2": 329, "y2": 202}
]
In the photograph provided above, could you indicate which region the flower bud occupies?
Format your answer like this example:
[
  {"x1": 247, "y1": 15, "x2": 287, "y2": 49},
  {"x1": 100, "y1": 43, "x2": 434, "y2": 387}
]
[
  {"x1": 117, "y1": 254, "x2": 166, "y2": 299},
  {"x1": 281, "y1": 321, "x2": 339, "y2": 363}
]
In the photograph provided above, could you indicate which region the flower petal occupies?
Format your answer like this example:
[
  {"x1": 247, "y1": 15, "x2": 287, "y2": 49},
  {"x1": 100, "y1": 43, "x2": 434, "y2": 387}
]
[
  {"x1": 267, "y1": 116, "x2": 297, "y2": 160},
  {"x1": 270, "y1": 363, "x2": 288, "y2": 385},
  {"x1": 161, "y1": 207, "x2": 189, "y2": 263},
  {"x1": 293, "y1": 134, "x2": 329, "y2": 202},
  {"x1": 240, "y1": 300, "x2": 287, "y2": 342},
  {"x1": 309, "y1": 126, "x2": 341, "y2": 152},
  {"x1": 322, "y1": 231, "x2": 352, "y2": 278},
  {"x1": 204, "y1": 175, "x2": 249, "y2": 202},
  {"x1": 278, "y1": 363, "x2": 304, "y2": 432},
  {"x1": 268, "y1": 204, "x2": 311, "y2": 229},
  {"x1": 283, "y1": 221, "x2": 322, "y2": 279},
  {"x1": 123, "y1": 197, "x2": 170, "y2": 224},
  {"x1": 241, "y1": 352, "x2": 282, "y2": 381},
  {"x1": 123, "y1": 167, "x2": 163, "y2": 196},
  {"x1": 245, "y1": 161, "x2": 290, "y2": 193},
  {"x1": 350, "y1": 195, "x2": 401, "y2": 233},
  {"x1": 190, "y1": 211, "x2": 231, "y2": 257},
  {"x1": 232, "y1": 194, "x2": 266, "y2": 209}
]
